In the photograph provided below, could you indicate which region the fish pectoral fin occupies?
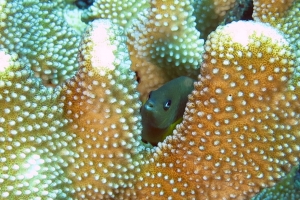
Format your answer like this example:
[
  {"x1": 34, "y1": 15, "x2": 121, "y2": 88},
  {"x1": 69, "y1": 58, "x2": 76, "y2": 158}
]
[{"x1": 161, "y1": 117, "x2": 183, "y2": 140}]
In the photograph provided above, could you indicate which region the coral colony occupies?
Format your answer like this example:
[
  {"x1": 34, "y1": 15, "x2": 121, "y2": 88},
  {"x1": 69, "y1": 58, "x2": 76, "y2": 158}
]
[{"x1": 0, "y1": 0, "x2": 300, "y2": 199}]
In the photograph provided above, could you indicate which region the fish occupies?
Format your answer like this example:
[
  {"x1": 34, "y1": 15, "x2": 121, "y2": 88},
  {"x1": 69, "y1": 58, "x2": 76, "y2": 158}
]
[{"x1": 141, "y1": 76, "x2": 195, "y2": 146}]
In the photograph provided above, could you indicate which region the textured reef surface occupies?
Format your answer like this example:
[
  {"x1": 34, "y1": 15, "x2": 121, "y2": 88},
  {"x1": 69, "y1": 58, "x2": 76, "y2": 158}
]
[{"x1": 0, "y1": 0, "x2": 300, "y2": 199}]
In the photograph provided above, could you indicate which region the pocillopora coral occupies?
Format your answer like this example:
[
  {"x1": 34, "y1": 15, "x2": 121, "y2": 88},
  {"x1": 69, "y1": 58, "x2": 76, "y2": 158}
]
[{"x1": 0, "y1": 0, "x2": 300, "y2": 199}]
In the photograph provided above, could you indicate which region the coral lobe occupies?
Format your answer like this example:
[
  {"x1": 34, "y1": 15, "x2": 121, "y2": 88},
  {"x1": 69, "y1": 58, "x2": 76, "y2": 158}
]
[{"x1": 0, "y1": 0, "x2": 300, "y2": 199}]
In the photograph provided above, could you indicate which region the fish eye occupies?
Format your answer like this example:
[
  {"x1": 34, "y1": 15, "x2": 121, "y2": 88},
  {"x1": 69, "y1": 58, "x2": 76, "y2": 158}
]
[{"x1": 163, "y1": 100, "x2": 171, "y2": 111}]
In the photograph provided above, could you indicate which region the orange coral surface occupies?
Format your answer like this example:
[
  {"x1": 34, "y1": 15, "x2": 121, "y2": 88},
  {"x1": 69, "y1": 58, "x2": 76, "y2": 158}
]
[{"x1": 0, "y1": 0, "x2": 300, "y2": 199}]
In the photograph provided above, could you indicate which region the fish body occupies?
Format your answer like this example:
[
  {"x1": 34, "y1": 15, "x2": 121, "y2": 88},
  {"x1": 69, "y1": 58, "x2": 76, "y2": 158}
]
[{"x1": 141, "y1": 76, "x2": 195, "y2": 145}]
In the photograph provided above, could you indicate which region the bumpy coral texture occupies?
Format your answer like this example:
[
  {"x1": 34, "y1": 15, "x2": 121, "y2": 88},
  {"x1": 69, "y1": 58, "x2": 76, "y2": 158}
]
[
  {"x1": 60, "y1": 20, "x2": 143, "y2": 199},
  {"x1": 81, "y1": 0, "x2": 149, "y2": 29},
  {"x1": 0, "y1": 0, "x2": 81, "y2": 86},
  {"x1": 253, "y1": 164, "x2": 300, "y2": 199},
  {"x1": 192, "y1": 0, "x2": 249, "y2": 39},
  {"x1": 136, "y1": 21, "x2": 300, "y2": 199},
  {"x1": 253, "y1": 0, "x2": 300, "y2": 85},
  {"x1": 127, "y1": 0, "x2": 205, "y2": 101},
  {"x1": 80, "y1": 0, "x2": 244, "y2": 102},
  {"x1": 0, "y1": 19, "x2": 144, "y2": 199},
  {"x1": 0, "y1": 0, "x2": 300, "y2": 199},
  {"x1": 0, "y1": 50, "x2": 73, "y2": 199}
]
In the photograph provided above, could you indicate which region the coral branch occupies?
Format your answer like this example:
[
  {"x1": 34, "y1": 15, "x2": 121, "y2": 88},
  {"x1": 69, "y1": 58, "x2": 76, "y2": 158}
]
[
  {"x1": 60, "y1": 19, "x2": 144, "y2": 199},
  {"x1": 139, "y1": 21, "x2": 300, "y2": 199}
]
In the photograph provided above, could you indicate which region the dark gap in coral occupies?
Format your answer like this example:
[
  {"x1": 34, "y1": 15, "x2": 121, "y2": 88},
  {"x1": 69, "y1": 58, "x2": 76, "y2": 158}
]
[
  {"x1": 75, "y1": 0, "x2": 94, "y2": 9},
  {"x1": 241, "y1": 0, "x2": 254, "y2": 20},
  {"x1": 135, "y1": 71, "x2": 141, "y2": 83}
]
